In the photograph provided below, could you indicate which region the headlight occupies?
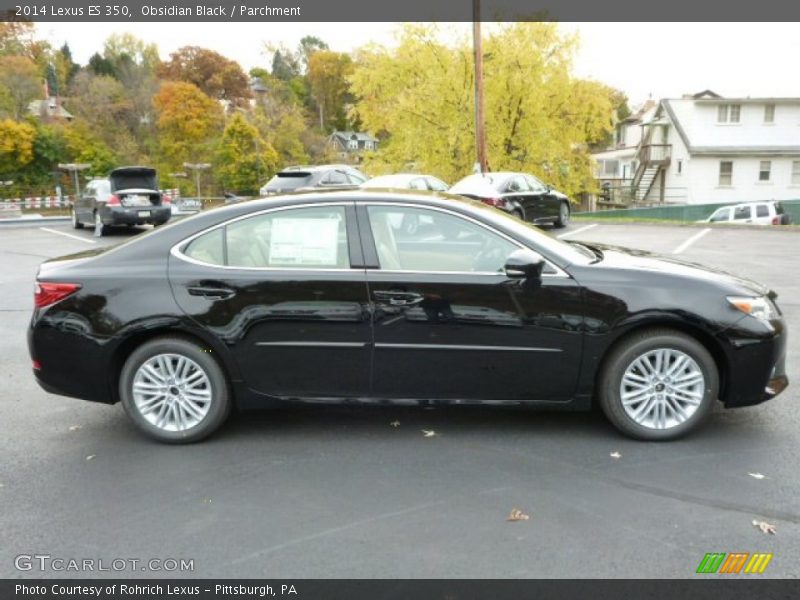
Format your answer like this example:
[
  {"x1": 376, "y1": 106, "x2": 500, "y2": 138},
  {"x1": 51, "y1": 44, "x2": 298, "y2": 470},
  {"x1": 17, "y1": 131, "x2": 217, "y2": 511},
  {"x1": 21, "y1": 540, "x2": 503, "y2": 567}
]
[{"x1": 726, "y1": 296, "x2": 777, "y2": 321}]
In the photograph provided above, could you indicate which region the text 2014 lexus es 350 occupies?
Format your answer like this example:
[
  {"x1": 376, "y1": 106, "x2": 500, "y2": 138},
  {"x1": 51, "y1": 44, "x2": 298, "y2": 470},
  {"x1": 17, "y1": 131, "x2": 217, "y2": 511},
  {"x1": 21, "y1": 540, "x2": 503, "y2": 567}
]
[{"x1": 28, "y1": 191, "x2": 788, "y2": 443}]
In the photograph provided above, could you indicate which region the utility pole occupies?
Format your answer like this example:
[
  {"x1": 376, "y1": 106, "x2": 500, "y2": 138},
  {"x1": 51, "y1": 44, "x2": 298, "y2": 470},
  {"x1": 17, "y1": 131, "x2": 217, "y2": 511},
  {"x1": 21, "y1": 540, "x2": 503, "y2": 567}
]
[
  {"x1": 473, "y1": 0, "x2": 488, "y2": 174},
  {"x1": 183, "y1": 163, "x2": 211, "y2": 200}
]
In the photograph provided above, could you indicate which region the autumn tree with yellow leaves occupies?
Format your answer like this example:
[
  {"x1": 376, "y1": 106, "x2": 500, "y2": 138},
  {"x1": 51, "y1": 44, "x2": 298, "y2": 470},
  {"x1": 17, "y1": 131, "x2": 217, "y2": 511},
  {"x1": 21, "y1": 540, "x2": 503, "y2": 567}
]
[{"x1": 349, "y1": 23, "x2": 619, "y2": 198}]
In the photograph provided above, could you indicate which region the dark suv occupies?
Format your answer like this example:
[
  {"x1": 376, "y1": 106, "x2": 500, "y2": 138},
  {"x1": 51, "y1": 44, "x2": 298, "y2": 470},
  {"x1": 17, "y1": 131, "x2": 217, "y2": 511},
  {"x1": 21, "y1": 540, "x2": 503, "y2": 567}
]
[
  {"x1": 259, "y1": 165, "x2": 368, "y2": 196},
  {"x1": 72, "y1": 167, "x2": 171, "y2": 236}
]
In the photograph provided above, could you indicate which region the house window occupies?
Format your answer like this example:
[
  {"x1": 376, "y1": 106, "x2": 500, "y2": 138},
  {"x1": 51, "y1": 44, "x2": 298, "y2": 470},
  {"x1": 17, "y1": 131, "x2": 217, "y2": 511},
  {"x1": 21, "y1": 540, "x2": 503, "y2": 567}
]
[
  {"x1": 717, "y1": 104, "x2": 741, "y2": 123},
  {"x1": 764, "y1": 104, "x2": 775, "y2": 123},
  {"x1": 719, "y1": 161, "x2": 733, "y2": 186},
  {"x1": 600, "y1": 159, "x2": 619, "y2": 177},
  {"x1": 759, "y1": 161, "x2": 771, "y2": 182},
  {"x1": 792, "y1": 160, "x2": 800, "y2": 185},
  {"x1": 347, "y1": 140, "x2": 358, "y2": 150},
  {"x1": 364, "y1": 141, "x2": 373, "y2": 150},
  {"x1": 677, "y1": 159, "x2": 683, "y2": 174}
]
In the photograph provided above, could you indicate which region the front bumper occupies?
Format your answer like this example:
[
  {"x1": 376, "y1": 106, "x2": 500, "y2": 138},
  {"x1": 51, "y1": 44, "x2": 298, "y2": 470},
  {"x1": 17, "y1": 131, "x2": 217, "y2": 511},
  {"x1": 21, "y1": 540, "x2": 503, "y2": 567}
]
[
  {"x1": 103, "y1": 206, "x2": 171, "y2": 226},
  {"x1": 719, "y1": 317, "x2": 789, "y2": 407}
]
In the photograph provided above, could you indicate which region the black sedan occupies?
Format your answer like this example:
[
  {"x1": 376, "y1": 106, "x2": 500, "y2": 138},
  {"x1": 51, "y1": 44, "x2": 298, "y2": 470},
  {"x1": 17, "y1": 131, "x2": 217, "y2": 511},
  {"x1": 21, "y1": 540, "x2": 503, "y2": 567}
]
[
  {"x1": 29, "y1": 191, "x2": 788, "y2": 443},
  {"x1": 449, "y1": 172, "x2": 572, "y2": 228}
]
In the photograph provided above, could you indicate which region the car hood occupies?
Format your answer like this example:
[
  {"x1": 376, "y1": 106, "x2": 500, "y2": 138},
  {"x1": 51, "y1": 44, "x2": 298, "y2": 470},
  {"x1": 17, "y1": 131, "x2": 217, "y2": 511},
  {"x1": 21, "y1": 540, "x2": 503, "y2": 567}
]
[{"x1": 583, "y1": 243, "x2": 771, "y2": 297}]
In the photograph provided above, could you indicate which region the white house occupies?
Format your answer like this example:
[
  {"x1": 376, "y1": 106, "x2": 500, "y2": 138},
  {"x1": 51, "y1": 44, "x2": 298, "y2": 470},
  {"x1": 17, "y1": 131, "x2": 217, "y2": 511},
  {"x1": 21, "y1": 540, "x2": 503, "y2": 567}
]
[{"x1": 593, "y1": 91, "x2": 800, "y2": 205}]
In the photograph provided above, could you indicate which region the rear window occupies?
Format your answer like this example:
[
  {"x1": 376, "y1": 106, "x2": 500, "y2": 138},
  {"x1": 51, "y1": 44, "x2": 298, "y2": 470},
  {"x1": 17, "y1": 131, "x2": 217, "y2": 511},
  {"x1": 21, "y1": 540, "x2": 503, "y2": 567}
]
[
  {"x1": 265, "y1": 172, "x2": 313, "y2": 191},
  {"x1": 110, "y1": 171, "x2": 157, "y2": 191}
]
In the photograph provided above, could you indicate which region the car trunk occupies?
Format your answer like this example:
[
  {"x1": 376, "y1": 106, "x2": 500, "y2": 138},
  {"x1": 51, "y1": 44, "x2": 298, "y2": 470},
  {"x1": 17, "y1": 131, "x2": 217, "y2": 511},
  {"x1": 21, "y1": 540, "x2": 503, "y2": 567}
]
[{"x1": 110, "y1": 168, "x2": 162, "y2": 208}]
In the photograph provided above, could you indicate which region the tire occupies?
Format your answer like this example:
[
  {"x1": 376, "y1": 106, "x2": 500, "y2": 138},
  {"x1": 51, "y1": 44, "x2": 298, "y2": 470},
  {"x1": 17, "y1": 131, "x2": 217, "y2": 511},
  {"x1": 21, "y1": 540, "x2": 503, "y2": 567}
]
[
  {"x1": 71, "y1": 208, "x2": 84, "y2": 229},
  {"x1": 119, "y1": 337, "x2": 232, "y2": 443},
  {"x1": 512, "y1": 208, "x2": 525, "y2": 221},
  {"x1": 94, "y1": 211, "x2": 106, "y2": 237},
  {"x1": 597, "y1": 329, "x2": 718, "y2": 441},
  {"x1": 555, "y1": 202, "x2": 570, "y2": 228}
]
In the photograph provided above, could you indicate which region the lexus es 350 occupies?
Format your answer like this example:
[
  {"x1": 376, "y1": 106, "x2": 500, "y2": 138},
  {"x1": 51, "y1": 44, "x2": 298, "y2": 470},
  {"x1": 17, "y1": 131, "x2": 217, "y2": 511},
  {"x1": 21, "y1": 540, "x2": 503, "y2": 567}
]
[{"x1": 28, "y1": 191, "x2": 788, "y2": 443}]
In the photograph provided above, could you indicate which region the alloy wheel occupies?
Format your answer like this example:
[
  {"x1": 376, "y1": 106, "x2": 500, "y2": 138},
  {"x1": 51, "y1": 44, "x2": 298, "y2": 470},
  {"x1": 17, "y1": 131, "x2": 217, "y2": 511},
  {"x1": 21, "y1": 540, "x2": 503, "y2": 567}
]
[
  {"x1": 131, "y1": 353, "x2": 213, "y2": 432},
  {"x1": 619, "y1": 348, "x2": 705, "y2": 430}
]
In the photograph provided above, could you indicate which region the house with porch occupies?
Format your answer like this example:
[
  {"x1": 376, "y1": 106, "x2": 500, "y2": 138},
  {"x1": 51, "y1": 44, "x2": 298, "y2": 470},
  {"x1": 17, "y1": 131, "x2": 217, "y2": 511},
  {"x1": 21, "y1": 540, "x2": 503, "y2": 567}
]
[
  {"x1": 592, "y1": 91, "x2": 800, "y2": 205},
  {"x1": 327, "y1": 131, "x2": 379, "y2": 160}
]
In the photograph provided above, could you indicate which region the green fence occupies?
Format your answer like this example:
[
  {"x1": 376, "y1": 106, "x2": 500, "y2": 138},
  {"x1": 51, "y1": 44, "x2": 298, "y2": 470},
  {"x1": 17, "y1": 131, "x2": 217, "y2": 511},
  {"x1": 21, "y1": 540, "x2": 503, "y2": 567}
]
[{"x1": 575, "y1": 199, "x2": 800, "y2": 223}]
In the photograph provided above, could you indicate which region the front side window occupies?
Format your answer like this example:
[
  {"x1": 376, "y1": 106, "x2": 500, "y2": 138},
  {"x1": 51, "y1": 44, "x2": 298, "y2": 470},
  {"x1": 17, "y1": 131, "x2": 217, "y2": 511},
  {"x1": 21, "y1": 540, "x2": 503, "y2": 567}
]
[
  {"x1": 183, "y1": 206, "x2": 349, "y2": 269},
  {"x1": 709, "y1": 207, "x2": 731, "y2": 222},
  {"x1": 759, "y1": 161, "x2": 771, "y2": 182},
  {"x1": 367, "y1": 206, "x2": 518, "y2": 273},
  {"x1": 719, "y1": 161, "x2": 733, "y2": 186},
  {"x1": 506, "y1": 176, "x2": 528, "y2": 193}
]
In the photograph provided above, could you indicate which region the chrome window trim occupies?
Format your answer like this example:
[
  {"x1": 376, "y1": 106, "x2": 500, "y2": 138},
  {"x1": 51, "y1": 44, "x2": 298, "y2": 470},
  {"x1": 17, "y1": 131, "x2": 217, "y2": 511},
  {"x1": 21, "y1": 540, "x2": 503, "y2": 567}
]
[
  {"x1": 364, "y1": 201, "x2": 570, "y2": 278},
  {"x1": 170, "y1": 201, "x2": 360, "y2": 273}
]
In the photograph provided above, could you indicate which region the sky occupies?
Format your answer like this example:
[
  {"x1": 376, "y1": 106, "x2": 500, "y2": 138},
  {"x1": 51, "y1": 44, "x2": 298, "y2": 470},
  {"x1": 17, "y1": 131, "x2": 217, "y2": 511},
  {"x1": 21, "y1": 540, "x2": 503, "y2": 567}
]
[{"x1": 35, "y1": 22, "x2": 800, "y2": 107}]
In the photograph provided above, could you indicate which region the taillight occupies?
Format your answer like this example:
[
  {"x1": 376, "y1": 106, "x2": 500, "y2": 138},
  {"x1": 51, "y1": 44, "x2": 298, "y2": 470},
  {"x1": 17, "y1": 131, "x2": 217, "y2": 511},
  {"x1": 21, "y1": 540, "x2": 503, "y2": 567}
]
[
  {"x1": 161, "y1": 193, "x2": 171, "y2": 206},
  {"x1": 32, "y1": 359, "x2": 41, "y2": 371},
  {"x1": 482, "y1": 197, "x2": 507, "y2": 209},
  {"x1": 772, "y1": 216, "x2": 779, "y2": 225},
  {"x1": 34, "y1": 282, "x2": 81, "y2": 309},
  {"x1": 106, "y1": 194, "x2": 121, "y2": 206}
]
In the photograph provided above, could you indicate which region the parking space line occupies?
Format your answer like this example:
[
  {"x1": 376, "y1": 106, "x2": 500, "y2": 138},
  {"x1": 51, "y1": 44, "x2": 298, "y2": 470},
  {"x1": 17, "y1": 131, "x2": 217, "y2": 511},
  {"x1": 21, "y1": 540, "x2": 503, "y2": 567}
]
[
  {"x1": 672, "y1": 228, "x2": 711, "y2": 255},
  {"x1": 557, "y1": 223, "x2": 597, "y2": 239},
  {"x1": 39, "y1": 227, "x2": 96, "y2": 245}
]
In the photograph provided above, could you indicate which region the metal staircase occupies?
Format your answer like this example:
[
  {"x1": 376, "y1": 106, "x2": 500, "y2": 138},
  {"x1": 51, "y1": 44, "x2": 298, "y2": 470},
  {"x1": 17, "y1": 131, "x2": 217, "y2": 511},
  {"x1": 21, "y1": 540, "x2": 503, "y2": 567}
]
[{"x1": 631, "y1": 131, "x2": 672, "y2": 203}]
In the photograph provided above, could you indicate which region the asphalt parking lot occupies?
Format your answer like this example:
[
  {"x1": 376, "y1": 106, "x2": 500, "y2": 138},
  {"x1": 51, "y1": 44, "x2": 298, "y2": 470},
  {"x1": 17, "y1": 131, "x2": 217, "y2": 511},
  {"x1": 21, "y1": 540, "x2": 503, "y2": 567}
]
[{"x1": 1, "y1": 219, "x2": 798, "y2": 578}]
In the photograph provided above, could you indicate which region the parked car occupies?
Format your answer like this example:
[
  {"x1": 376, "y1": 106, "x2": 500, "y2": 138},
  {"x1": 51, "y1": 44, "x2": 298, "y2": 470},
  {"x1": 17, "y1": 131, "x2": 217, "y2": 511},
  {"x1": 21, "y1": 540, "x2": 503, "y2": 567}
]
[
  {"x1": 30, "y1": 190, "x2": 788, "y2": 443},
  {"x1": 701, "y1": 201, "x2": 792, "y2": 226},
  {"x1": 449, "y1": 172, "x2": 572, "y2": 228},
  {"x1": 72, "y1": 167, "x2": 171, "y2": 236},
  {"x1": 361, "y1": 173, "x2": 449, "y2": 192},
  {"x1": 171, "y1": 197, "x2": 202, "y2": 216},
  {"x1": 259, "y1": 165, "x2": 368, "y2": 196}
]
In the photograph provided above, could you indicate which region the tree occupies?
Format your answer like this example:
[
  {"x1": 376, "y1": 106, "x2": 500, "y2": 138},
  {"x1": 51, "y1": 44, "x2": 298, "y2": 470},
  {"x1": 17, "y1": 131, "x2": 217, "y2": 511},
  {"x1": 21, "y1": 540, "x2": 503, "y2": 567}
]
[
  {"x1": 62, "y1": 122, "x2": 117, "y2": 176},
  {"x1": 270, "y1": 48, "x2": 300, "y2": 81},
  {"x1": 152, "y1": 81, "x2": 224, "y2": 169},
  {"x1": 307, "y1": 50, "x2": 354, "y2": 131},
  {"x1": 214, "y1": 113, "x2": 279, "y2": 193},
  {"x1": 159, "y1": 46, "x2": 252, "y2": 106},
  {"x1": 298, "y1": 35, "x2": 328, "y2": 71},
  {"x1": 0, "y1": 56, "x2": 42, "y2": 120},
  {"x1": 0, "y1": 118, "x2": 36, "y2": 176},
  {"x1": 349, "y1": 23, "x2": 616, "y2": 197},
  {"x1": 0, "y1": 22, "x2": 35, "y2": 57}
]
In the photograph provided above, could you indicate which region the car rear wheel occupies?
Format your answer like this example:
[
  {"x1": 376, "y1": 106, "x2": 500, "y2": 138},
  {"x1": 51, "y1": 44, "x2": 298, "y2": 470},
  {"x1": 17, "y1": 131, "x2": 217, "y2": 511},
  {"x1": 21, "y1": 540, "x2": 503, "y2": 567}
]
[
  {"x1": 94, "y1": 211, "x2": 106, "y2": 237},
  {"x1": 119, "y1": 337, "x2": 232, "y2": 443},
  {"x1": 71, "y1": 208, "x2": 83, "y2": 229},
  {"x1": 512, "y1": 208, "x2": 525, "y2": 221},
  {"x1": 598, "y1": 329, "x2": 718, "y2": 440},
  {"x1": 555, "y1": 202, "x2": 570, "y2": 228}
]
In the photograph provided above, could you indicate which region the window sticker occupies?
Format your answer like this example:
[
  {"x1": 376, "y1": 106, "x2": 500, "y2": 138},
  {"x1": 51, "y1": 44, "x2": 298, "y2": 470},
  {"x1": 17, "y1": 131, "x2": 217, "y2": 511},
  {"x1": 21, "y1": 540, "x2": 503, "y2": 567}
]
[{"x1": 269, "y1": 217, "x2": 339, "y2": 266}]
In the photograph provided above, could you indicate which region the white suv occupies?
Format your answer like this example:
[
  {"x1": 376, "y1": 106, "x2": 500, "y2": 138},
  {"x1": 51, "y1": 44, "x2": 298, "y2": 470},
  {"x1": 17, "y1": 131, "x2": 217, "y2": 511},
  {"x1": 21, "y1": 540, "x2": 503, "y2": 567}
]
[{"x1": 704, "y1": 201, "x2": 792, "y2": 226}]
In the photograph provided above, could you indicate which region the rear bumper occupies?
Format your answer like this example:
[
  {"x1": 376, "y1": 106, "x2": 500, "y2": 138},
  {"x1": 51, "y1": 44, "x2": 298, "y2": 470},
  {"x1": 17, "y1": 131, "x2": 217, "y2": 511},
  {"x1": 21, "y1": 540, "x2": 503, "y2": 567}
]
[{"x1": 102, "y1": 206, "x2": 171, "y2": 226}]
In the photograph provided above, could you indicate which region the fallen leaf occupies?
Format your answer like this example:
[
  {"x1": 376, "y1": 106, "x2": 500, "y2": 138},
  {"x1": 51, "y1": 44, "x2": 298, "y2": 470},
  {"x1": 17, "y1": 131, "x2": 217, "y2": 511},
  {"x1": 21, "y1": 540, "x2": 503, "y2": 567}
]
[
  {"x1": 85, "y1": 455, "x2": 96, "y2": 461},
  {"x1": 506, "y1": 508, "x2": 530, "y2": 522},
  {"x1": 68, "y1": 425, "x2": 82, "y2": 432},
  {"x1": 390, "y1": 420, "x2": 401, "y2": 428},
  {"x1": 422, "y1": 429, "x2": 437, "y2": 437},
  {"x1": 752, "y1": 519, "x2": 777, "y2": 535},
  {"x1": 748, "y1": 472, "x2": 766, "y2": 480},
  {"x1": 610, "y1": 451, "x2": 622, "y2": 459}
]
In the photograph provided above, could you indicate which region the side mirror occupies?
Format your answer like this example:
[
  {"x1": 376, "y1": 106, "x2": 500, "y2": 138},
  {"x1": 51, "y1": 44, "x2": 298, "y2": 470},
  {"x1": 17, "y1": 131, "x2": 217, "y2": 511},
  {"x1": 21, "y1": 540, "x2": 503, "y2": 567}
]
[{"x1": 504, "y1": 248, "x2": 545, "y2": 279}]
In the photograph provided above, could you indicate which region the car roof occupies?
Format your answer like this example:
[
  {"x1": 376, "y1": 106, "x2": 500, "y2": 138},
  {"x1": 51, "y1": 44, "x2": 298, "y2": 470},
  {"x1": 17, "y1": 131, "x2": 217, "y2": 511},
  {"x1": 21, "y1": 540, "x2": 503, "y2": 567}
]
[{"x1": 281, "y1": 164, "x2": 361, "y2": 173}]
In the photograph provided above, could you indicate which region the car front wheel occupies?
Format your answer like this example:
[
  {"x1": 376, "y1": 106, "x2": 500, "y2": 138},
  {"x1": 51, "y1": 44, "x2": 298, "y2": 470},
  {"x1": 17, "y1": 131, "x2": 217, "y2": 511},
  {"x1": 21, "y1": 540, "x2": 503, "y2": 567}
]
[
  {"x1": 119, "y1": 337, "x2": 232, "y2": 443},
  {"x1": 555, "y1": 202, "x2": 570, "y2": 228},
  {"x1": 598, "y1": 329, "x2": 718, "y2": 440}
]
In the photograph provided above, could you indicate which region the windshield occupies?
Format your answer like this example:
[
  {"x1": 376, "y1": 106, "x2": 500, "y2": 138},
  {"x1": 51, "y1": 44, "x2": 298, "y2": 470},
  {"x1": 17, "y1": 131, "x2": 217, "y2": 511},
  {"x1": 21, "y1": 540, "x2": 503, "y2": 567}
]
[{"x1": 265, "y1": 172, "x2": 313, "y2": 191}]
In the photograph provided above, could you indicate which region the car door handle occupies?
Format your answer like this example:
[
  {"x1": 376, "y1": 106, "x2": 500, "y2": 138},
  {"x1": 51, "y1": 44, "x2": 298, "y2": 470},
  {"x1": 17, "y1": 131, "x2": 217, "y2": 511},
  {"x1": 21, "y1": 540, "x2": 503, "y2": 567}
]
[
  {"x1": 187, "y1": 285, "x2": 236, "y2": 300},
  {"x1": 373, "y1": 290, "x2": 424, "y2": 306}
]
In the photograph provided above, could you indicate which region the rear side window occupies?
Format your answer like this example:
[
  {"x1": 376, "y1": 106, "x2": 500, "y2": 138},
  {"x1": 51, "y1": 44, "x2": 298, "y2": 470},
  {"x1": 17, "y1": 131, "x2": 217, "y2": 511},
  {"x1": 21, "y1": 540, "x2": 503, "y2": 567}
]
[
  {"x1": 733, "y1": 206, "x2": 751, "y2": 220},
  {"x1": 756, "y1": 205, "x2": 769, "y2": 218},
  {"x1": 321, "y1": 170, "x2": 348, "y2": 185},
  {"x1": 182, "y1": 206, "x2": 349, "y2": 269}
]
